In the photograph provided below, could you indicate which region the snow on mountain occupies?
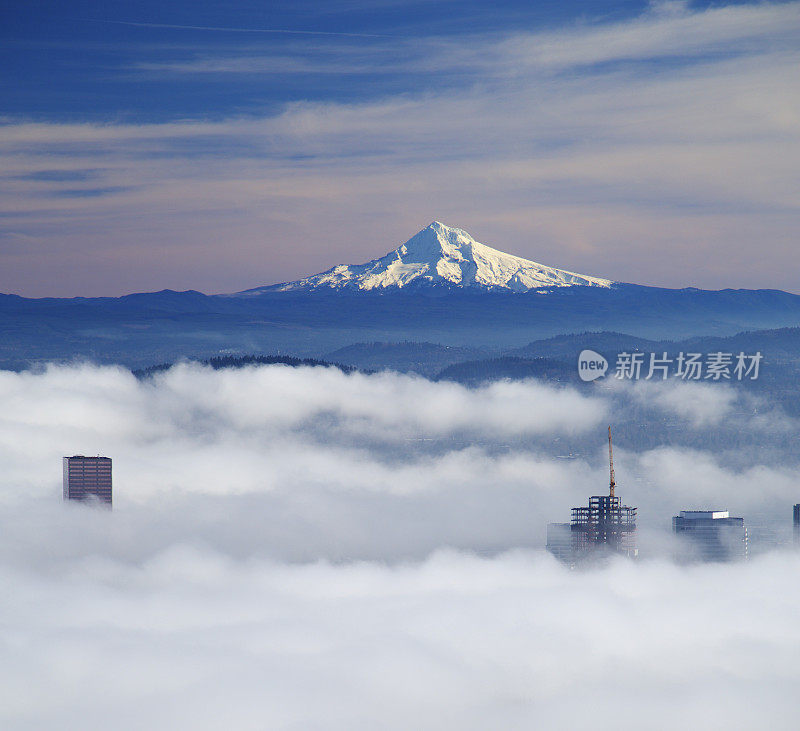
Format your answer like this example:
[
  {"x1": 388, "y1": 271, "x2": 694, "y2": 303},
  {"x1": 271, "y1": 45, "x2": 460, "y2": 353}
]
[{"x1": 241, "y1": 222, "x2": 613, "y2": 294}]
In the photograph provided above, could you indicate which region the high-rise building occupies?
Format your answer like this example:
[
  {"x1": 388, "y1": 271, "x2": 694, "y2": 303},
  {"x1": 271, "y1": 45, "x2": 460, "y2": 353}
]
[
  {"x1": 546, "y1": 427, "x2": 637, "y2": 565},
  {"x1": 546, "y1": 523, "x2": 574, "y2": 565},
  {"x1": 63, "y1": 456, "x2": 112, "y2": 507},
  {"x1": 672, "y1": 510, "x2": 747, "y2": 561},
  {"x1": 570, "y1": 494, "x2": 638, "y2": 560},
  {"x1": 794, "y1": 504, "x2": 800, "y2": 546}
]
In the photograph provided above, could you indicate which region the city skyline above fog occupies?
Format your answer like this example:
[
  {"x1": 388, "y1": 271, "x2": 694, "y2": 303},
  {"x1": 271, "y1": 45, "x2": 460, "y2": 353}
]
[
  {"x1": 3, "y1": 362, "x2": 797, "y2": 556},
  {"x1": 2, "y1": 0, "x2": 800, "y2": 297}
]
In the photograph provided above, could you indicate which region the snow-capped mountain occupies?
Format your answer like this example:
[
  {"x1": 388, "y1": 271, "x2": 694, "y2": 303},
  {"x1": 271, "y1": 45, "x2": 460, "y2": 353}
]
[{"x1": 241, "y1": 222, "x2": 613, "y2": 294}]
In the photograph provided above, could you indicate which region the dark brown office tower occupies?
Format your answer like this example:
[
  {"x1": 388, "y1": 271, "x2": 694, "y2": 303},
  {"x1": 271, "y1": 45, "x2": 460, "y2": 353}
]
[{"x1": 63, "y1": 456, "x2": 112, "y2": 507}]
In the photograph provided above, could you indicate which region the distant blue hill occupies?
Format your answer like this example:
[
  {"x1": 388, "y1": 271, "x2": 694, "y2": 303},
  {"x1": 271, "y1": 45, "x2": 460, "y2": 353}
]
[
  {"x1": 3, "y1": 222, "x2": 800, "y2": 367},
  {"x1": 2, "y1": 283, "x2": 800, "y2": 369}
]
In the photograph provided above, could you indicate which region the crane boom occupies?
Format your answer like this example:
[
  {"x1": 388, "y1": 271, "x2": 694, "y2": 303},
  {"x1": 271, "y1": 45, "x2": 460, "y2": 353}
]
[{"x1": 608, "y1": 425, "x2": 616, "y2": 498}]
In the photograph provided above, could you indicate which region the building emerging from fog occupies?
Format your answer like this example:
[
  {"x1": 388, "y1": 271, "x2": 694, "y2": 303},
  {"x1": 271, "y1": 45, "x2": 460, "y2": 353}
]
[
  {"x1": 672, "y1": 510, "x2": 747, "y2": 562},
  {"x1": 547, "y1": 427, "x2": 637, "y2": 565},
  {"x1": 794, "y1": 504, "x2": 800, "y2": 546},
  {"x1": 545, "y1": 523, "x2": 574, "y2": 564},
  {"x1": 570, "y1": 494, "x2": 638, "y2": 561},
  {"x1": 63, "y1": 456, "x2": 112, "y2": 507}
]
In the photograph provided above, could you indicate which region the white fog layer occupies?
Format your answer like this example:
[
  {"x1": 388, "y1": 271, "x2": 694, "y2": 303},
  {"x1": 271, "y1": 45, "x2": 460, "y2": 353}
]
[{"x1": 1, "y1": 363, "x2": 798, "y2": 728}]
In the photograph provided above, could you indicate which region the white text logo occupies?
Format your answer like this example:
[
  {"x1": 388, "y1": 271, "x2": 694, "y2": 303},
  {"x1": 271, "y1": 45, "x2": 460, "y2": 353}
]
[{"x1": 578, "y1": 350, "x2": 609, "y2": 381}]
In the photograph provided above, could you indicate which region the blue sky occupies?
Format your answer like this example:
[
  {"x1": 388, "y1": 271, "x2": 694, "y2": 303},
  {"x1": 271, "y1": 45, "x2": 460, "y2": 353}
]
[
  {"x1": 4, "y1": 1, "x2": 687, "y2": 124},
  {"x1": 2, "y1": 0, "x2": 799, "y2": 295}
]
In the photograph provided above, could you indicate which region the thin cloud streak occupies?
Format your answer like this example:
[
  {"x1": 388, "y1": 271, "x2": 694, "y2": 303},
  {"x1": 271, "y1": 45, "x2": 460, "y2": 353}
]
[
  {"x1": 133, "y1": 2, "x2": 800, "y2": 77},
  {"x1": 82, "y1": 18, "x2": 391, "y2": 38}
]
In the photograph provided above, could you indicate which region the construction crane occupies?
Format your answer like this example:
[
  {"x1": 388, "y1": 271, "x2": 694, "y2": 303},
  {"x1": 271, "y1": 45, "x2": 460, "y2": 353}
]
[{"x1": 608, "y1": 425, "x2": 616, "y2": 498}]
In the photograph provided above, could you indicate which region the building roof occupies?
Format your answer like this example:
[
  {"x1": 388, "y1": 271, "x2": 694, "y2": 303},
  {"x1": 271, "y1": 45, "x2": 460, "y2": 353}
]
[{"x1": 678, "y1": 510, "x2": 730, "y2": 520}]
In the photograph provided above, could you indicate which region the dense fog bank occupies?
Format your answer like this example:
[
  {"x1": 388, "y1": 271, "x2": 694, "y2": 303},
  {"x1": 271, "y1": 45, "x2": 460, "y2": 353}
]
[{"x1": 1, "y1": 363, "x2": 798, "y2": 727}]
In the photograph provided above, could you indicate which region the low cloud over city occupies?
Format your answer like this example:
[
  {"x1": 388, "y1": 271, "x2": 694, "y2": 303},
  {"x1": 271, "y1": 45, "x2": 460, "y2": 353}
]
[{"x1": 1, "y1": 363, "x2": 799, "y2": 728}]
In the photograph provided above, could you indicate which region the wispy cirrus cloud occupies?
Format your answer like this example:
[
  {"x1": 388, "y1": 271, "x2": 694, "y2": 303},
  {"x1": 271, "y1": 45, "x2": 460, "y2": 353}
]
[
  {"x1": 2, "y1": 2, "x2": 799, "y2": 296},
  {"x1": 133, "y1": 1, "x2": 800, "y2": 77}
]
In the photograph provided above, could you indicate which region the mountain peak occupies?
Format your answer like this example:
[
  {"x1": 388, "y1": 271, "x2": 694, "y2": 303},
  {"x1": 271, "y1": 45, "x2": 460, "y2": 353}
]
[
  {"x1": 398, "y1": 221, "x2": 483, "y2": 262},
  {"x1": 241, "y1": 222, "x2": 613, "y2": 294}
]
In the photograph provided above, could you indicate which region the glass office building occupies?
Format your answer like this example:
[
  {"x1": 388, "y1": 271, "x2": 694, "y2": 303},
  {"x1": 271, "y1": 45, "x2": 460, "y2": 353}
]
[{"x1": 672, "y1": 510, "x2": 747, "y2": 561}]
